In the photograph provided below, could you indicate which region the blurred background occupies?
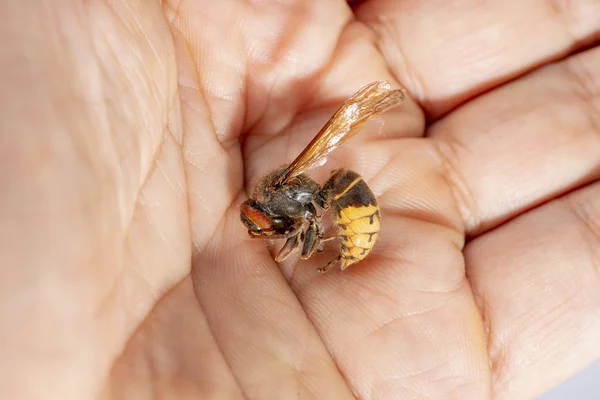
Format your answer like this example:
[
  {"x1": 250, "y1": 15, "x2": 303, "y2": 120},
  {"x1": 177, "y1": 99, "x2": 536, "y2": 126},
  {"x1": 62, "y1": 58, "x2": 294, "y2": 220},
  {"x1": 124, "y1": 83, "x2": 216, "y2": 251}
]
[{"x1": 538, "y1": 359, "x2": 600, "y2": 399}]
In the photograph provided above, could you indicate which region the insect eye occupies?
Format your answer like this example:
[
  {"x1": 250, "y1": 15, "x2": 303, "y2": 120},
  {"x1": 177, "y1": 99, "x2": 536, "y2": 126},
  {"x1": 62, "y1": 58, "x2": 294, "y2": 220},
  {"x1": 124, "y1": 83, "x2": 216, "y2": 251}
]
[{"x1": 240, "y1": 201, "x2": 272, "y2": 232}]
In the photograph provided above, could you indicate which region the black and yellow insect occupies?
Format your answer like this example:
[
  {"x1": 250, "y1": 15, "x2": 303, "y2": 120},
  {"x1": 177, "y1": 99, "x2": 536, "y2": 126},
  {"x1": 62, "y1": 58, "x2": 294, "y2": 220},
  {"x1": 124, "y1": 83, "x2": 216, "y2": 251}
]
[{"x1": 239, "y1": 81, "x2": 404, "y2": 272}]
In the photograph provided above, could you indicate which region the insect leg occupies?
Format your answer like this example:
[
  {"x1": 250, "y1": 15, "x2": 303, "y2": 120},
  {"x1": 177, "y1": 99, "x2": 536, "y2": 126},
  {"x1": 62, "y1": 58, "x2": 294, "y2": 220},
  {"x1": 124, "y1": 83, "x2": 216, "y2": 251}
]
[
  {"x1": 300, "y1": 219, "x2": 320, "y2": 260},
  {"x1": 317, "y1": 255, "x2": 341, "y2": 273},
  {"x1": 315, "y1": 235, "x2": 336, "y2": 253},
  {"x1": 275, "y1": 230, "x2": 302, "y2": 262}
]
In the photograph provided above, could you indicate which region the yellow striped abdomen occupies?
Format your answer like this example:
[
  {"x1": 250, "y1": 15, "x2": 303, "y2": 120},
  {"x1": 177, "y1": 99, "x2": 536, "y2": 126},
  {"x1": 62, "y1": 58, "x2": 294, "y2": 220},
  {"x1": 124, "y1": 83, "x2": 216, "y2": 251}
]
[
  {"x1": 323, "y1": 168, "x2": 381, "y2": 270},
  {"x1": 335, "y1": 204, "x2": 380, "y2": 269}
]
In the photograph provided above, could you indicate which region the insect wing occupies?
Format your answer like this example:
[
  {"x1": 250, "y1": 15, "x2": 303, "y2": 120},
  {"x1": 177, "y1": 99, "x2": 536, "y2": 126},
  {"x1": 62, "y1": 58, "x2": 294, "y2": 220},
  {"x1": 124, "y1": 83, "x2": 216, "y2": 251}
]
[{"x1": 275, "y1": 81, "x2": 406, "y2": 186}]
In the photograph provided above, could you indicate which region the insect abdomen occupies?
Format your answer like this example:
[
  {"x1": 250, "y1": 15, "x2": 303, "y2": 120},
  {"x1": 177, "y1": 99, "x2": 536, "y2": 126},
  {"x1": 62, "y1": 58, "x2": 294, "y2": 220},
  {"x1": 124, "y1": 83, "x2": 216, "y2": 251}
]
[{"x1": 323, "y1": 169, "x2": 380, "y2": 270}]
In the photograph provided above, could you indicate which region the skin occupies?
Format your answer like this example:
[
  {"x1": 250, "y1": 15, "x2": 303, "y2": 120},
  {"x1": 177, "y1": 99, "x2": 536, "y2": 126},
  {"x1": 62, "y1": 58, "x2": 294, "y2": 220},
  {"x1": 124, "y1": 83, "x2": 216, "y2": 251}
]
[{"x1": 1, "y1": 0, "x2": 599, "y2": 399}]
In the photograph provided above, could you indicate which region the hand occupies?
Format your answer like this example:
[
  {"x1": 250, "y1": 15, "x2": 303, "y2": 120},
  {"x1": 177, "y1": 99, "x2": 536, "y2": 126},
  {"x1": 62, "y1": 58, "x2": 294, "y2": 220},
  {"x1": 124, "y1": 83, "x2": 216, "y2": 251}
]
[{"x1": 2, "y1": 1, "x2": 599, "y2": 399}]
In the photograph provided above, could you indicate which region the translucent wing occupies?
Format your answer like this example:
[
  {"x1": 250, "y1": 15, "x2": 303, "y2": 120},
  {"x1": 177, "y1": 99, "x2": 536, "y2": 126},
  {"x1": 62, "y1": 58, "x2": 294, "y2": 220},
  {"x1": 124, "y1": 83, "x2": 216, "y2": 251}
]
[{"x1": 272, "y1": 80, "x2": 406, "y2": 186}]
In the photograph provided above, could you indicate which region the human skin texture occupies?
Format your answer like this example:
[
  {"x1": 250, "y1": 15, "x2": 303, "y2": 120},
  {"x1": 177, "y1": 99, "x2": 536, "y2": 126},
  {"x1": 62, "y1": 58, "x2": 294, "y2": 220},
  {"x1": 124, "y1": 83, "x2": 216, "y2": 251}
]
[{"x1": 0, "y1": 1, "x2": 599, "y2": 399}]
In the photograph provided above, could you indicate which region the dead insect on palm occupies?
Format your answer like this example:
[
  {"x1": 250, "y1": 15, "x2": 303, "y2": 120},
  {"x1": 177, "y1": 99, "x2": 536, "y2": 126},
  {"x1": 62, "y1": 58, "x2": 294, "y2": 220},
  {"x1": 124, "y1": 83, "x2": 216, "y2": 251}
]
[{"x1": 240, "y1": 81, "x2": 406, "y2": 272}]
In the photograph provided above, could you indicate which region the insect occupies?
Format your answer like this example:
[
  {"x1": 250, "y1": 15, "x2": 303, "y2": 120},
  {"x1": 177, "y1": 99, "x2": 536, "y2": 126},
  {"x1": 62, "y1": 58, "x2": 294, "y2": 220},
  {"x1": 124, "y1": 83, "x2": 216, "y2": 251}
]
[{"x1": 240, "y1": 80, "x2": 406, "y2": 272}]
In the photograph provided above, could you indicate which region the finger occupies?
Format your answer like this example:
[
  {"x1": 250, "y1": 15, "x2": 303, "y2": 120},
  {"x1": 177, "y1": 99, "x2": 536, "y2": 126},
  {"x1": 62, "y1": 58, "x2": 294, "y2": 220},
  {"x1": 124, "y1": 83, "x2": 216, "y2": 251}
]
[
  {"x1": 355, "y1": 0, "x2": 600, "y2": 116},
  {"x1": 465, "y1": 180, "x2": 600, "y2": 399},
  {"x1": 429, "y1": 46, "x2": 600, "y2": 235},
  {"x1": 106, "y1": 277, "x2": 243, "y2": 398},
  {"x1": 191, "y1": 200, "x2": 356, "y2": 400},
  {"x1": 162, "y1": 0, "x2": 353, "y2": 145}
]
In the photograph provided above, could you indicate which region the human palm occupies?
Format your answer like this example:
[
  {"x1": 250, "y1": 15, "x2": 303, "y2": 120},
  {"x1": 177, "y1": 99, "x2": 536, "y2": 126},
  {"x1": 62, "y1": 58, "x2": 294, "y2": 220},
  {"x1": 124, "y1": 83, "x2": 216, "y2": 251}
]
[{"x1": 2, "y1": 1, "x2": 600, "y2": 399}]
